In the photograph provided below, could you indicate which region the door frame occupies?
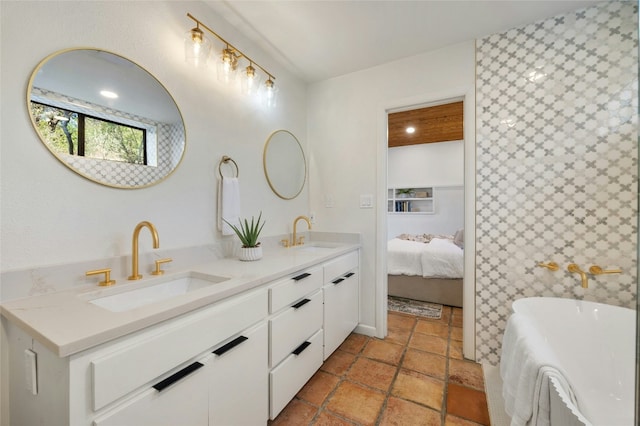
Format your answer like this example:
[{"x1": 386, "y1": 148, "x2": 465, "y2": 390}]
[{"x1": 375, "y1": 85, "x2": 476, "y2": 360}]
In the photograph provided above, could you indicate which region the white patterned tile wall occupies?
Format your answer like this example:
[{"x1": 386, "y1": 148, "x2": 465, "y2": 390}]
[{"x1": 475, "y1": 1, "x2": 638, "y2": 364}]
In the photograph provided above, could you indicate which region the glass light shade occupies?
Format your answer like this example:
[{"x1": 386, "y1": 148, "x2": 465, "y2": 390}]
[
  {"x1": 216, "y1": 48, "x2": 238, "y2": 85},
  {"x1": 184, "y1": 27, "x2": 210, "y2": 68},
  {"x1": 263, "y1": 79, "x2": 278, "y2": 108},
  {"x1": 240, "y1": 65, "x2": 262, "y2": 96}
]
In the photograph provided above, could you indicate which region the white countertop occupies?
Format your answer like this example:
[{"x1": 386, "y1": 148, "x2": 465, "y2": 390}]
[{"x1": 0, "y1": 241, "x2": 359, "y2": 357}]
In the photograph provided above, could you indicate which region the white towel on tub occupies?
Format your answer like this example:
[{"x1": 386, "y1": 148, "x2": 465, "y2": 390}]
[
  {"x1": 500, "y1": 313, "x2": 578, "y2": 426},
  {"x1": 217, "y1": 177, "x2": 240, "y2": 236}
]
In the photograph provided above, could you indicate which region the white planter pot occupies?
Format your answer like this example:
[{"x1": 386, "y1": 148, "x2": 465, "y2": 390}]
[{"x1": 239, "y1": 246, "x2": 263, "y2": 261}]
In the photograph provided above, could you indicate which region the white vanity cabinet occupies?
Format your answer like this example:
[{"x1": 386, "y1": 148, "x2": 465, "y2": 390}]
[
  {"x1": 6, "y1": 288, "x2": 269, "y2": 426},
  {"x1": 323, "y1": 251, "x2": 360, "y2": 359},
  {"x1": 3, "y1": 244, "x2": 361, "y2": 425},
  {"x1": 267, "y1": 267, "x2": 324, "y2": 419}
]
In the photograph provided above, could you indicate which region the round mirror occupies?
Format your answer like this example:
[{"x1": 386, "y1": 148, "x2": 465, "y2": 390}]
[
  {"x1": 27, "y1": 48, "x2": 186, "y2": 189},
  {"x1": 263, "y1": 130, "x2": 306, "y2": 200}
]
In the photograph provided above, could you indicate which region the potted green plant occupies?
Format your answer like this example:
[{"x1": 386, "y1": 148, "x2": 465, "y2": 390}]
[
  {"x1": 223, "y1": 211, "x2": 266, "y2": 261},
  {"x1": 396, "y1": 188, "x2": 414, "y2": 198}
]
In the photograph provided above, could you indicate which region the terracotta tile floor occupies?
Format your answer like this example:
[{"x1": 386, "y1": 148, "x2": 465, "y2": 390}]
[{"x1": 270, "y1": 306, "x2": 490, "y2": 426}]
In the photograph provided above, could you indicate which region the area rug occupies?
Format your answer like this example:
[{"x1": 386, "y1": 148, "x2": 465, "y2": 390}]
[{"x1": 388, "y1": 296, "x2": 442, "y2": 319}]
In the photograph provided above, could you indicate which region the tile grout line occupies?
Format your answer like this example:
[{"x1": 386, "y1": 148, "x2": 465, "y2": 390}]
[
  {"x1": 307, "y1": 342, "x2": 362, "y2": 425},
  {"x1": 441, "y1": 306, "x2": 453, "y2": 425},
  {"x1": 372, "y1": 315, "x2": 418, "y2": 426},
  {"x1": 284, "y1": 308, "x2": 475, "y2": 425}
]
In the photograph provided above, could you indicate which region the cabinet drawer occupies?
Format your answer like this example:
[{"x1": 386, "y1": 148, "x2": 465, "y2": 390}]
[
  {"x1": 91, "y1": 289, "x2": 268, "y2": 410},
  {"x1": 269, "y1": 329, "x2": 323, "y2": 419},
  {"x1": 93, "y1": 354, "x2": 212, "y2": 426},
  {"x1": 269, "y1": 266, "x2": 322, "y2": 313},
  {"x1": 324, "y1": 251, "x2": 358, "y2": 282},
  {"x1": 270, "y1": 290, "x2": 323, "y2": 367},
  {"x1": 210, "y1": 322, "x2": 268, "y2": 426}
]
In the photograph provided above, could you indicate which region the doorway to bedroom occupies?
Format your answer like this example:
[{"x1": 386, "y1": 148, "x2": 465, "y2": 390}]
[{"x1": 385, "y1": 100, "x2": 465, "y2": 327}]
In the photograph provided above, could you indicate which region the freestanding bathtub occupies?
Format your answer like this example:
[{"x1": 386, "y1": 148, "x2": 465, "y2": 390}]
[{"x1": 500, "y1": 297, "x2": 635, "y2": 426}]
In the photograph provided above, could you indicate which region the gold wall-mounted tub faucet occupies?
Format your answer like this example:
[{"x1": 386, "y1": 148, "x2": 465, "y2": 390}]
[
  {"x1": 128, "y1": 221, "x2": 159, "y2": 280},
  {"x1": 537, "y1": 261, "x2": 559, "y2": 271},
  {"x1": 567, "y1": 263, "x2": 589, "y2": 288},
  {"x1": 588, "y1": 265, "x2": 622, "y2": 275}
]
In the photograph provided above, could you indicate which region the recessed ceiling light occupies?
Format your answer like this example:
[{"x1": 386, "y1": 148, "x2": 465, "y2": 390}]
[
  {"x1": 100, "y1": 90, "x2": 118, "y2": 99},
  {"x1": 406, "y1": 127, "x2": 415, "y2": 134}
]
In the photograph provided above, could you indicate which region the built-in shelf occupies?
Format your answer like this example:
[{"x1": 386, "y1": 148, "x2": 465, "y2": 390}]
[{"x1": 388, "y1": 187, "x2": 434, "y2": 214}]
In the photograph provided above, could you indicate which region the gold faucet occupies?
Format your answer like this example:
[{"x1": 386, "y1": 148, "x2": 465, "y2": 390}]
[
  {"x1": 292, "y1": 215, "x2": 311, "y2": 247},
  {"x1": 537, "y1": 261, "x2": 559, "y2": 271},
  {"x1": 128, "y1": 221, "x2": 159, "y2": 280},
  {"x1": 567, "y1": 263, "x2": 589, "y2": 288},
  {"x1": 588, "y1": 265, "x2": 622, "y2": 275}
]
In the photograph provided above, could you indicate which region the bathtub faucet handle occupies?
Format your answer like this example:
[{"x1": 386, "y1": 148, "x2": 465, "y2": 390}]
[
  {"x1": 588, "y1": 265, "x2": 622, "y2": 275},
  {"x1": 567, "y1": 263, "x2": 589, "y2": 288},
  {"x1": 537, "y1": 261, "x2": 559, "y2": 271}
]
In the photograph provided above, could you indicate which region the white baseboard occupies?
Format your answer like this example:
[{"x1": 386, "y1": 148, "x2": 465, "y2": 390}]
[{"x1": 354, "y1": 324, "x2": 377, "y2": 337}]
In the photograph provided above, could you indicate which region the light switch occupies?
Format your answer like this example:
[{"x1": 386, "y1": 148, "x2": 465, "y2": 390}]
[
  {"x1": 360, "y1": 194, "x2": 373, "y2": 208},
  {"x1": 24, "y1": 349, "x2": 38, "y2": 395}
]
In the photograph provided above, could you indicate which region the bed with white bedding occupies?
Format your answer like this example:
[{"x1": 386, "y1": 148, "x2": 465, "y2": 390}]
[{"x1": 387, "y1": 232, "x2": 464, "y2": 307}]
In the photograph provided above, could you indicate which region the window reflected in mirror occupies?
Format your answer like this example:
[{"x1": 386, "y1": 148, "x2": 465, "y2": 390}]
[{"x1": 30, "y1": 101, "x2": 149, "y2": 165}]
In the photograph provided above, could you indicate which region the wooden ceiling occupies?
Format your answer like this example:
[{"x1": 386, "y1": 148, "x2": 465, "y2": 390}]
[{"x1": 388, "y1": 101, "x2": 463, "y2": 148}]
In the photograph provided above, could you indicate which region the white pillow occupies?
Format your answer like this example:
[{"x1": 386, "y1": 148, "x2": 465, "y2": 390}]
[{"x1": 453, "y1": 229, "x2": 464, "y2": 249}]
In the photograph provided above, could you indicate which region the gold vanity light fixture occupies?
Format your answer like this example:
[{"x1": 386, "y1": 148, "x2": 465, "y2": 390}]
[
  {"x1": 184, "y1": 13, "x2": 277, "y2": 106},
  {"x1": 184, "y1": 22, "x2": 210, "y2": 68}
]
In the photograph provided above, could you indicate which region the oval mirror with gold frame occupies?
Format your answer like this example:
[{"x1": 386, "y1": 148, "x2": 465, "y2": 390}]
[
  {"x1": 263, "y1": 130, "x2": 306, "y2": 200},
  {"x1": 27, "y1": 48, "x2": 186, "y2": 189}
]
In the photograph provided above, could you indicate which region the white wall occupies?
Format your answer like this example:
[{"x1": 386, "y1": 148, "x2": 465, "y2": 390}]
[
  {"x1": 0, "y1": 1, "x2": 308, "y2": 272},
  {"x1": 307, "y1": 41, "x2": 475, "y2": 330},
  {"x1": 388, "y1": 140, "x2": 463, "y2": 187},
  {"x1": 387, "y1": 141, "x2": 464, "y2": 239},
  {"x1": 387, "y1": 187, "x2": 464, "y2": 240}
]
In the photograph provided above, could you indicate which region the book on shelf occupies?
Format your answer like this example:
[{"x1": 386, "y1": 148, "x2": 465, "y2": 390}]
[{"x1": 394, "y1": 201, "x2": 412, "y2": 212}]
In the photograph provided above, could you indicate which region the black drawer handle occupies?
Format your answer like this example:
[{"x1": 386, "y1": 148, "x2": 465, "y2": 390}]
[
  {"x1": 291, "y1": 298, "x2": 311, "y2": 309},
  {"x1": 292, "y1": 272, "x2": 311, "y2": 281},
  {"x1": 332, "y1": 278, "x2": 344, "y2": 285},
  {"x1": 344, "y1": 272, "x2": 355, "y2": 278},
  {"x1": 292, "y1": 341, "x2": 311, "y2": 356},
  {"x1": 213, "y1": 335, "x2": 248, "y2": 356},
  {"x1": 153, "y1": 361, "x2": 203, "y2": 392}
]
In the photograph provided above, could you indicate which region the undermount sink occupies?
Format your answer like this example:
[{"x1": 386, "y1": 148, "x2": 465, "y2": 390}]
[
  {"x1": 294, "y1": 242, "x2": 340, "y2": 253},
  {"x1": 87, "y1": 272, "x2": 229, "y2": 312}
]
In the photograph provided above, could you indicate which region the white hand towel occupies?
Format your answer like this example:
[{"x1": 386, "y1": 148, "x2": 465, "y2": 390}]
[{"x1": 217, "y1": 177, "x2": 240, "y2": 236}]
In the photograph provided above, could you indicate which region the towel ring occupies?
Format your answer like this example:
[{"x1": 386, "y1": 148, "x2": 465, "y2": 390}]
[{"x1": 218, "y1": 156, "x2": 239, "y2": 179}]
